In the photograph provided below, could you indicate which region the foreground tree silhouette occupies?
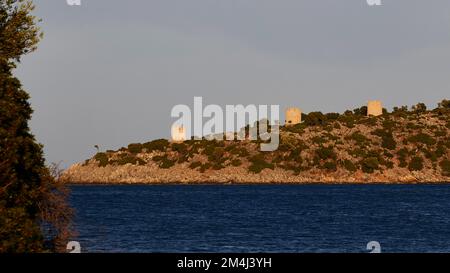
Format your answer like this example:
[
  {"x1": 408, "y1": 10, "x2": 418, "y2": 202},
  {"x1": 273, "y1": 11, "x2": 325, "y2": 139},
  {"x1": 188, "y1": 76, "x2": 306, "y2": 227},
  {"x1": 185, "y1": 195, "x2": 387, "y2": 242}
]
[{"x1": 0, "y1": 0, "x2": 73, "y2": 252}]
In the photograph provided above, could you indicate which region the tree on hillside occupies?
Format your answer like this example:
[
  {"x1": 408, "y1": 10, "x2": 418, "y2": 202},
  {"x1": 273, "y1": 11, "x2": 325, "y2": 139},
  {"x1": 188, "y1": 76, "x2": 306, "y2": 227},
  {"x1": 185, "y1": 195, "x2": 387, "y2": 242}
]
[
  {"x1": 392, "y1": 105, "x2": 408, "y2": 113},
  {"x1": 412, "y1": 103, "x2": 427, "y2": 113},
  {"x1": 438, "y1": 99, "x2": 450, "y2": 109},
  {"x1": 0, "y1": 0, "x2": 73, "y2": 252},
  {"x1": 353, "y1": 106, "x2": 368, "y2": 116},
  {"x1": 304, "y1": 112, "x2": 327, "y2": 126}
]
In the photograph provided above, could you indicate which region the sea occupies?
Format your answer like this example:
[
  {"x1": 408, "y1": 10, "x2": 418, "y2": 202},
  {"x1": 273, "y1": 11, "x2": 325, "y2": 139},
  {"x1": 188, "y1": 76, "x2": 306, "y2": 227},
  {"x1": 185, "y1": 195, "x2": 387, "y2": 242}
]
[{"x1": 69, "y1": 184, "x2": 450, "y2": 253}]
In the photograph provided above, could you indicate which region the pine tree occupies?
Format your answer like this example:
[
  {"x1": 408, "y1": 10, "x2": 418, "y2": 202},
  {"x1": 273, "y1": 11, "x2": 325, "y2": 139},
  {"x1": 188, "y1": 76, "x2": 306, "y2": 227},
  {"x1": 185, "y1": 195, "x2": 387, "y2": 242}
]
[{"x1": 0, "y1": 0, "x2": 73, "y2": 253}]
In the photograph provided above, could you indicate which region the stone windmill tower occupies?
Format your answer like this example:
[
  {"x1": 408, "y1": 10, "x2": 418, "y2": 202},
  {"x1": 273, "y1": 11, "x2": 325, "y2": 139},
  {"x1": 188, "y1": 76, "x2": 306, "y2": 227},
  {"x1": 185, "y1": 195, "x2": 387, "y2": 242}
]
[
  {"x1": 171, "y1": 125, "x2": 187, "y2": 142},
  {"x1": 285, "y1": 107, "x2": 302, "y2": 126},
  {"x1": 367, "y1": 100, "x2": 383, "y2": 116}
]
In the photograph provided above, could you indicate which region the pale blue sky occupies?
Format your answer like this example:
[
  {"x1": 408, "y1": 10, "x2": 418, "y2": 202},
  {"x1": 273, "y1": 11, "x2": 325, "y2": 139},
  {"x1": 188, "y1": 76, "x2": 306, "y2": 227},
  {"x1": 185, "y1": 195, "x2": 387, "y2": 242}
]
[{"x1": 15, "y1": 0, "x2": 450, "y2": 166}]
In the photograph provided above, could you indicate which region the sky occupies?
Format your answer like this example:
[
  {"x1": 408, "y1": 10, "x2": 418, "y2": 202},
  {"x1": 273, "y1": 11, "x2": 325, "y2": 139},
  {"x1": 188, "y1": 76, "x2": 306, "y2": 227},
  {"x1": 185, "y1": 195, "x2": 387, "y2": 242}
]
[{"x1": 14, "y1": 0, "x2": 450, "y2": 167}]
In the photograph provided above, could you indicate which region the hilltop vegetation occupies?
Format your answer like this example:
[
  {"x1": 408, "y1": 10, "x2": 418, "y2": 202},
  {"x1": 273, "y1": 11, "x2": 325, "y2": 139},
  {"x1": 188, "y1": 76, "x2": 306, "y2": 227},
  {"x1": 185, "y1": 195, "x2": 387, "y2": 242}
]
[{"x1": 65, "y1": 100, "x2": 450, "y2": 183}]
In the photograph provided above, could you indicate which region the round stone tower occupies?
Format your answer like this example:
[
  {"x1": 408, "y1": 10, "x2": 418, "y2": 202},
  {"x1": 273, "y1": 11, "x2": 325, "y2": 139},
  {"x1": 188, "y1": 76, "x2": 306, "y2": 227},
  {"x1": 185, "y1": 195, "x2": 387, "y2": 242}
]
[
  {"x1": 285, "y1": 107, "x2": 302, "y2": 126},
  {"x1": 171, "y1": 125, "x2": 187, "y2": 142},
  {"x1": 367, "y1": 100, "x2": 383, "y2": 117}
]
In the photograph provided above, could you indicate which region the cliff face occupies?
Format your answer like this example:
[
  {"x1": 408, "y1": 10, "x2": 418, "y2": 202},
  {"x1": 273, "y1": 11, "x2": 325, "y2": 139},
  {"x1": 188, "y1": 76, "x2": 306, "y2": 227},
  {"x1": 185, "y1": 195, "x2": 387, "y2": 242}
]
[{"x1": 62, "y1": 106, "x2": 450, "y2": 184}]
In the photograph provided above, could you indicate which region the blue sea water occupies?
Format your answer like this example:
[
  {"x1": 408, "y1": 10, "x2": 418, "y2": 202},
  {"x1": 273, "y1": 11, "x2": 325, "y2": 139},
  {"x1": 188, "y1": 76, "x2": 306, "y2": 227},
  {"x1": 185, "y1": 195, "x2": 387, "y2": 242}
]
[{"x1": 70, "y1": 185, "x2": 450, "y2": 253}]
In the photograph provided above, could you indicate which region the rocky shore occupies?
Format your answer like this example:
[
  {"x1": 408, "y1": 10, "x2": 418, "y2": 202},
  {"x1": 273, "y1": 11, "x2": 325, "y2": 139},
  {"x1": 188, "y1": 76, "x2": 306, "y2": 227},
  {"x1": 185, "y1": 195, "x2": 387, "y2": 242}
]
[{"x1": 62, "y1": 160, "x2": 448, "y2": 184}]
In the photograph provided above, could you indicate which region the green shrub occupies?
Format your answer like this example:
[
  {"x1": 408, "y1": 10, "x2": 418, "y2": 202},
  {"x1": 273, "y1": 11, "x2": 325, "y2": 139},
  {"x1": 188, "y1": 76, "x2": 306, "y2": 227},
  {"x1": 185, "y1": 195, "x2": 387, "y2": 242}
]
[
  {"x1": 344, "y1": 110, "x2": 353, "y2": 116},
  {"x1": 372, "y1": 129, "x2": 396, "y2": 150},
  {"x1": 284, "y1": 123, "x2": 307, "y2": 134},
  {"x1": 160, "y1": 157, "x2": 175, "y2": 169},
  {"x1": 117, "y1": 156, "x2": 145, "y2": 166},
  {"x1": 406, "y1": 122, "x2": 421, "y2": 130},
  {"x1": 231, "y1": 159, "x2": 242, "y2": 167},
  {"x1": 280, "y1": 163, "x2": 303, "y2": 175},
  {"x1": 143, "y1": 139, "x2": 169, "y2": 152},
  {"x1": 271, "y1": 155, "x2": 283, "y2": 164},
  {"x1": 312, "y1": 136, "x2": 327, "y2": 144},
  {"x1": 323, "y1": 126, "x2": 333, "y2": 132},
  {"x1": 440, "y1": 160, "x2": 450, "y2": 176},
  {"x1": 189, "y1": 161, "x2": 202, "y2": 169},
  {"x1": 399, "y1": 158, "x2": 408, "y2": 168},
  {"x1": 397, "y1": 148, "x2": 409, "y2": 168},
  {"x1": 345, "y1": 121, "x2": 355, "y2": 128},
  {"x1": 248, "y1": 154, "x2": 275, "y2": 174},
  {"x1": 408, "y1": 156, "x2": 424, "y2": 171},
  {"x1": 408, "y1": 133, "x2": 436, "y2": 146},
  {"x1": 286, "y1": 148, "x2": 302, "y2": 161},
  {"x1": 177, "y1": 155, "x2": 189, "y2": 163},
  {"x1": 436, "y1": 145, "x2": 447, "y2": 157},
  {"x1": 323, "y1": 161, "x2": 337, "y2": 172},
  {"x1": 208, "y1": 147, "x2": 226, "y2": 163},
  {"x1": 382, "y1": 136, "x2": 396, "y2": 150},
  {"x1": 128, "y1": 143, "x2": 143, "y2": 154},
  {"x1": 304, "y1": 112, "x2": 327, "y2": 126},
  {"x1": 353, "y1": 106, "x2": 368, "y2": 116},
  {"x1": 316, "y1": 146, "x2": 337, "y2": 160},
  {"x1": 392, "y1": 106, "x2": 409, "y2": 116},
  {"x1": 434, "y1": 130, "x2": 447, "y2": 137},
  {"x1": 438, "y1": 99, "x2": 450, "y2": 109},
  {"x1": 342, "y1": 160, "x2": 357, "y2": 172},
  {"x1": 412, "y1": 103, "x2": 427, "y2": 113},
  {"x1": 363, "y1": 117, "x2": 377, "y2": 126},
  {"x1": 423, "y1": 146, "x2": 444, "y2": 162},
  {"x1": 366, "y1": 149, "x2": 382, "y2": 158},
  {"x1": 94, "y1": 152, "x2": 109, "y2": 167},
  {"x1": 384, "y1": 160, "x2": 394, "y2": 169},
  {"x1": 382, "y1": 119, "x2": 396, "y2": 131},
  {"x1": 361, "y1": 157, "x2": 379, "y2": 173},
  {"x1": 211, "y1": 163, "x2": 224, "y2": 170},
  {"x1": 425, "y1": 151, "x2": 438, "y2": 162},
  {"x1": 397, "y1": 148, "x2": 409, "y2": 158},
  {"x1": 171, "y1": 143, "x2": 187, "y2": 153},
  {"x1": 199, "y1": 163, "x2": 211, "y2": 173},
  {"x1": 152, "y1": 155, "x2": 164, "y2": 162},
  {"x1": 153, "y1": 155, "x2": 175, "y2": 168},
  {"x1": 225, "y1": 144, "x2": 237, "y2": 152},
  {"x1": 349, "y1": 148, "x2": 366, "y2": 158},
  {"x1": 326, "y1": 113, "x2": 340, "y2": 120},
  {"x1": 384, "y1": 150, "x2": 394, "y2": 158},
  {"x1": 346, "y1": 132, "x2": 368, "y2": 145},
  {"x1": 203, "y1": 145, "x2": 215, "y2": 156},
  {"x1": 229, "y1": 146, "x2": 249, "y2": 157}
]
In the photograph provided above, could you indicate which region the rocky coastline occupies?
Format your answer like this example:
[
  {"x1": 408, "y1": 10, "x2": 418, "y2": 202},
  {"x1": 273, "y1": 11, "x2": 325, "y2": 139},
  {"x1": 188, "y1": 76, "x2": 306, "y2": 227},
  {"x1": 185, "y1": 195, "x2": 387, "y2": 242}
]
[{"x1": 62, "y1": 155, "x2": 448, "y2": 185}]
